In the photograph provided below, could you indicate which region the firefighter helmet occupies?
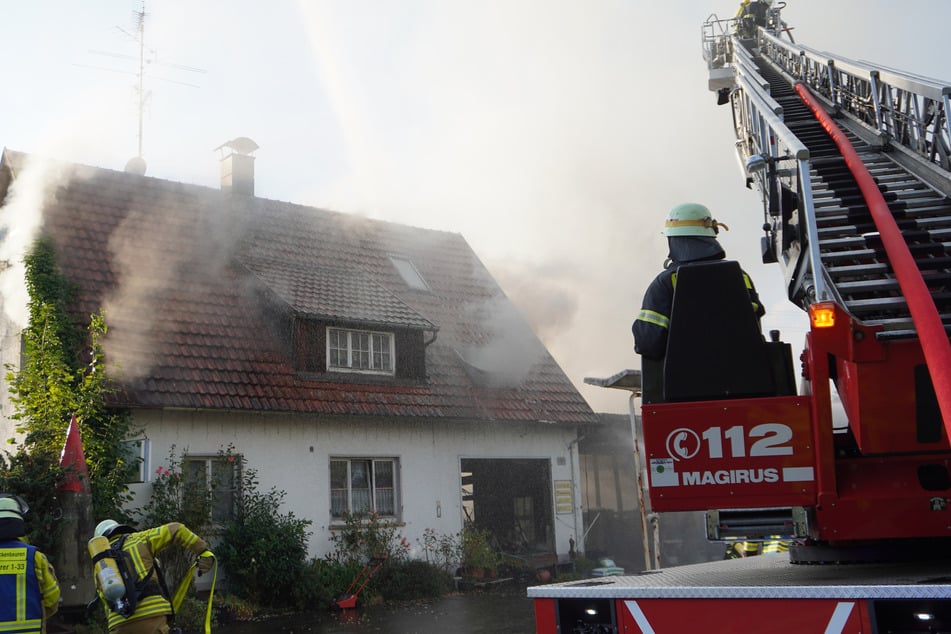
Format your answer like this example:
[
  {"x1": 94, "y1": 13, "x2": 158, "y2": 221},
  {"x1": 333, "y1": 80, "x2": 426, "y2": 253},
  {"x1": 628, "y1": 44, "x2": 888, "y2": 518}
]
[
  {"x1": 0, "y1": 496, "x2": 25, "y2": 520},
  {"x1": 94, "y1": 519, "x2": 134, "y2": 539},
  {"x1": 664, "y1": 203, "x2": 729, "y2": 237}
]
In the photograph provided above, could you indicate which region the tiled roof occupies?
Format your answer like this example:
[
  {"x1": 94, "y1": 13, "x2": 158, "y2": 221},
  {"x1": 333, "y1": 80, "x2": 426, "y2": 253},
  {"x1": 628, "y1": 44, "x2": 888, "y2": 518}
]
[
  {"x1": 1, "y1": 149, "x2": 597, "y2": 425},
  {"x1": 244, "y1": 259, "x2": 436, "y2": 329}
]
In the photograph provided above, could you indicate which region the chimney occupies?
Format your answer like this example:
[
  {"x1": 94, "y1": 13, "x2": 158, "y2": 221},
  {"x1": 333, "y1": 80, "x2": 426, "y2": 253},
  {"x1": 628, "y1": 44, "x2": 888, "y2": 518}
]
[{"x1": 215, "y1": 137, "x2": 259, "y2": 196}]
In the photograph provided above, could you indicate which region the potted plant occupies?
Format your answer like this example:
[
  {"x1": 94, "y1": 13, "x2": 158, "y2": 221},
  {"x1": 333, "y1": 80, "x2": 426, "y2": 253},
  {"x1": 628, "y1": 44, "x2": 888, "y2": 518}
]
[{"x1": 460, "y1": 523, "x2": 498, "y2": 578}]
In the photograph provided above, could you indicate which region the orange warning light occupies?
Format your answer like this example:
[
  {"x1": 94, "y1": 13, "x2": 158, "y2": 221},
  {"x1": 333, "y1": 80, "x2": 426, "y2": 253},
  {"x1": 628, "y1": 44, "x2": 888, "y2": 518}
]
[{"x1": 809, "y1": 302, "x2": 836, "y2": 329}]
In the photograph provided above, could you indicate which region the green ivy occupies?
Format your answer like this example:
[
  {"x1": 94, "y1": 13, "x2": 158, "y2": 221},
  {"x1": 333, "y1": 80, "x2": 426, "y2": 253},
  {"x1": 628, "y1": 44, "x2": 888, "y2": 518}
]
[{"x1": 1, "y1": 238, "x2": 137, "y2": 547}]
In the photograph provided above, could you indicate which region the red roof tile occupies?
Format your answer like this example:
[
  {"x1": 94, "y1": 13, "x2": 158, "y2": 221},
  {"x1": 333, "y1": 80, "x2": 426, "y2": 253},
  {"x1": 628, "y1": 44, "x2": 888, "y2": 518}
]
[{"x1": 2, "y1": 149, "x2": 596, "y2": 425}]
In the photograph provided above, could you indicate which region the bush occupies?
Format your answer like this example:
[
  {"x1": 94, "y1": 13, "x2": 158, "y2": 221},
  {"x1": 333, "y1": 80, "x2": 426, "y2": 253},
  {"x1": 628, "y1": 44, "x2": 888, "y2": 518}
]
[
  {"x1": 136, "y1": 446, "x2": 215, "y2": 584},
  {"x1": 212, "y1": 594, "x2": 258, "y2": 625},
  {"x1": 373, "y1": 559, "x2": 452, "y2": 601},
  {"x1": 290, "y1": 558, "x2": 365, "y2": 609},
  {"x1": 418, "y1": 527, "x2": 461, "y2": 574},
  {"x1": 173, "y1": 595, "x2": 218, "y2": 633},
  {"x1": 460, "y1": 523, "x2": 499, "y2": 573},
  {"x1": 216, "y1": 458, "x2": 312, "y2": 609},
  {"x1": 0, "y1": 450, "x2": 64, "y2": 554},
  {"x1": 572, "y1": 555, "x2": 597, "y2": 577},
  {"x1": 328, "y1": 511, "x2": 410, "y2": 564}
]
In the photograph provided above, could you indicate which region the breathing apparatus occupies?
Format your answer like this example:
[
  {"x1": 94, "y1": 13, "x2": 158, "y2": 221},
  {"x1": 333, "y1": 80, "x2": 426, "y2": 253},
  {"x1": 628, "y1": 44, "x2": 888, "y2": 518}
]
[{"x1": 88, "y1": 535, "x2": 134, "y2": 616}]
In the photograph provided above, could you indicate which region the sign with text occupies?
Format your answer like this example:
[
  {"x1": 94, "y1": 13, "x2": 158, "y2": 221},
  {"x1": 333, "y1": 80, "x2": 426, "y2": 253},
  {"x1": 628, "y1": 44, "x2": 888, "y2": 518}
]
[
  {"x1": 554, "y1": 480, "x2": 574, "y2": 514},
  {"x1": 642, "y1": 396, "x2": 816, "y2": 512}
]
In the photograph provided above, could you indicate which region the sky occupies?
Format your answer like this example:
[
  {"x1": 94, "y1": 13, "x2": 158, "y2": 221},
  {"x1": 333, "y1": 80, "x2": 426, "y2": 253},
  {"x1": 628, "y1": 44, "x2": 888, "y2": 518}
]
[{"x1": 1, "y1": 1, "x2": 949, "y2": 415}]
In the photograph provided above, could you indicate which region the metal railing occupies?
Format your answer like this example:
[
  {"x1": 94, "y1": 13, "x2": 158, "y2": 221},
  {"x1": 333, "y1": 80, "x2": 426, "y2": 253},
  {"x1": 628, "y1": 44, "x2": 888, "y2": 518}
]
[
  {"x1": 731, "y1": 52, "x2": 826, "y2": 303},
  {"x1": 758, "y1": 29, "x2": 951, "y2": 172}
]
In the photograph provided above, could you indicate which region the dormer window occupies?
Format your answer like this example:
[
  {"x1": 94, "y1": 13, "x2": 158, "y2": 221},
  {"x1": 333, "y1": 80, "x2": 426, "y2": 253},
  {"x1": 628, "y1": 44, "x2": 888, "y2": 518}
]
[
  {"x1": 389, "y1": 255, "x2": 429, "y2": 291},
  {"x1": 327, "y1": 327, "x2": 395, "y2": 375}
]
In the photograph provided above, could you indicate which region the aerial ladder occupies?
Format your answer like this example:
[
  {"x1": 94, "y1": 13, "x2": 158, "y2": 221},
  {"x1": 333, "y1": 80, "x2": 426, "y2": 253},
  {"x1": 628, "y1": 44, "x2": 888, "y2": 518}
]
[{"x1": 531, "y1": 2, "x2": 951, "y2": 632}]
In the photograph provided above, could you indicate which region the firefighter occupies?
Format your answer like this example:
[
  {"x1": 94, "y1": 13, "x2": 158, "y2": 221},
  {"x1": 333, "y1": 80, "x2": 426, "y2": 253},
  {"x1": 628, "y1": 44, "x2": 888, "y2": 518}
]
[
  {"x1": 0, "y1": 495, "x2": 60, "y2": 634},
  {"x1": 724, "y1": 540, "x2": 762, "y2": 559},
  {"x1": 632, "y1": 203, "x2": 765, "y2": 360},
  {"x1": 735, "y1": 0, "x2": 770, "y2": 38},
  {"x1": 91, "y1": 519, "x2": 214, "y2": 634},
  {"x1": 761, "y1": 537, "x2": 790, "y2": 554}
]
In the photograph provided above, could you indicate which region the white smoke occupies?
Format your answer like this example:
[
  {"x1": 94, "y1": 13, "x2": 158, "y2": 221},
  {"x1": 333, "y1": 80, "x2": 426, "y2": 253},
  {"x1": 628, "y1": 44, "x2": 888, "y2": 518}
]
[
  {"x1": 455, "y1": 294, "x2": 546, "y2": 388},
  {"x1": 0, "y1": 156, "x2": 68, "y2": 330}
]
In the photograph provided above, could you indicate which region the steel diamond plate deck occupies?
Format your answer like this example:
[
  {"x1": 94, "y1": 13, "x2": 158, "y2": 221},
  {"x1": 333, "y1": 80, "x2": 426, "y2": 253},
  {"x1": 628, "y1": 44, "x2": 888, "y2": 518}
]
[{"x1": 528, "y1": 554, "x2": 951, "y2": 600}]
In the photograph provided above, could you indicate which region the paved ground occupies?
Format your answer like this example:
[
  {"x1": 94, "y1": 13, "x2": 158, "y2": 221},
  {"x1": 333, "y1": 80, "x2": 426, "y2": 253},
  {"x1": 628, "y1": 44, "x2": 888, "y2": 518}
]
[{"x1": 219, "y1": 588, "x2": 537, "y2": 634}]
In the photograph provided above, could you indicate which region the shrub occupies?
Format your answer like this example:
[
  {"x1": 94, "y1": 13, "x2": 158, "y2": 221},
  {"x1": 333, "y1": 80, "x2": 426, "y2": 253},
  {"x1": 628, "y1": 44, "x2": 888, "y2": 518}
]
[
  {"x1": 328, "y1": 511, "x2": 410, "y2": 564},
  {"x1": 291, "y1": 558, "x2": 365, "y2": 610},
  {"x1": 373, "y1": 559, "x2": 452, "y2": 601},
  {"x1": 0, "y1": 450, "x2": 64, "y2": 554},
  {"x1": 418, "y1": 527, "x2": 462, "y2": 574},
  {"x1": 460, "y1": 523, "x2": 499, "y2": 573},
  {"x1": 173, "y1": 595, "x2": 218, "y2": 633},
  {"x1": 216, "y1": 458, "x2": 312, "y2": 608},
  {"x1": 572, "y1": 555, "x2": 597, "y2": 577},
  {"x1": 136, "y1": 445, "x2": 215, "y2": 584},
  {"x1": 212, "y1": 593, "x2": 258, "y2": 625}
]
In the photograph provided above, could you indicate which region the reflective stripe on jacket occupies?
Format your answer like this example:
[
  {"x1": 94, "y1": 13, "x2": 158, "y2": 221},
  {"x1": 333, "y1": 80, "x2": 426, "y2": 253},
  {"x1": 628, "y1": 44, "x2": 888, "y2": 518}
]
[
  {"x1": 633, "y1": 262, "x2": 765, "y2": 360},
  {"x1": 101, "y1": 523, "x2": 209, "y2": 630},
  {"x1": 761, "y1": 539, "x2": 789, "y2": 554},
  {"x1": 0, "y1": 540, "x2": 42, "y2": 634}
]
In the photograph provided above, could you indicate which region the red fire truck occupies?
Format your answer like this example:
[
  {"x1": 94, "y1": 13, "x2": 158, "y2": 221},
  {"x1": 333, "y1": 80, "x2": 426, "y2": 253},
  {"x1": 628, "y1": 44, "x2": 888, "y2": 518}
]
[{"x1": 531, "y1": 2, "x2": 951, "y2": 632}]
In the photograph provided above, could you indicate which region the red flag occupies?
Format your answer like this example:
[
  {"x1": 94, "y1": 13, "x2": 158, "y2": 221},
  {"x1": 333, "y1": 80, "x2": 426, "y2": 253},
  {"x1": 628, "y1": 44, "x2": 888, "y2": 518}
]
[{"x1": 58, "y1": 414, "x2": 90, "y2": 493}]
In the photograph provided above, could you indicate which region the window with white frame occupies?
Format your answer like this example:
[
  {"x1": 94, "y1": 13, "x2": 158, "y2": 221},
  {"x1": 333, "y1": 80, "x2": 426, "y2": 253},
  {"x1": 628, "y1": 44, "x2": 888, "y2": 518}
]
[
  {"x1": 183, "y1": 454, "x2": 240, "y2": 524},
  {"x1": 330, "y1": 458, "x2": 398, "y2": 519},
  {"x1": 327, "y1": 327, "x2": 394, "y2": 374},
  {"x1": 121, "y1": 438, "x2": 150, "y2": 483}
]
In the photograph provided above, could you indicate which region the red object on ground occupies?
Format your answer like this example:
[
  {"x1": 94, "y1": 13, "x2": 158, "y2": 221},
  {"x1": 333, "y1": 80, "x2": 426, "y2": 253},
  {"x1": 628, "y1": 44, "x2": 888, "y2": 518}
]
[{"x1": 332, "y1": 555, "x2": 388, "y2": 610}]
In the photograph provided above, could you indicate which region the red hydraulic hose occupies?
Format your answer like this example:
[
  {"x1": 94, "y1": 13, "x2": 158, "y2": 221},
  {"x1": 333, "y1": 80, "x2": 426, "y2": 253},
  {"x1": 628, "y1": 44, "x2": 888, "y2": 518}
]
[{"x1": 795, "y1": 81, "x2": 951, "y2": 436}]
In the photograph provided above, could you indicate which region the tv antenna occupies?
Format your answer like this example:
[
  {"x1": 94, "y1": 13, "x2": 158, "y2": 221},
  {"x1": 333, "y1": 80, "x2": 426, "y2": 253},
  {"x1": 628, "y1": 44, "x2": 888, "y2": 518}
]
[{"x1": 76, "y1": 1, "x2": 205, "y2": 172}]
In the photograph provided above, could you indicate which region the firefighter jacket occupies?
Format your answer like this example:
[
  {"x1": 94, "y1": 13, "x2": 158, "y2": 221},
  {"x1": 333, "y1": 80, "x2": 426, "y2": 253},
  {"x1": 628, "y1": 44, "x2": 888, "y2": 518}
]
[
  {"x1": 633, "y1": 260, "x2": 765, "y2": 360},
  {"x1": 0, "y1": 539, "x2": 60, "y2": 634},
  {"x1": 98, "y1": 523, "x2": 208, "y2": 631},
  {"x1": 761, "y1": 539, "x2": 790, "y2": 554}
]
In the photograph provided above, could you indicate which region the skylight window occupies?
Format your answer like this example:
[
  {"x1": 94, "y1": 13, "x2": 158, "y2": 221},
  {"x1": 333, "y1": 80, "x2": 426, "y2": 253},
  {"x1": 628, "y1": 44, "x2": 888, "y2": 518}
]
[{"x1": 389, "y1": 255, "x2": 429, "y2": 291}]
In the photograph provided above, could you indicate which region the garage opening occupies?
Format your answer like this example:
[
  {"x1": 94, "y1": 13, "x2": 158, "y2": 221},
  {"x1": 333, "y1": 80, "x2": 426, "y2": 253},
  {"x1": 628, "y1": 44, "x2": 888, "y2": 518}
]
[{"x1": 460, "y1": 458, "x2": 555, "y2": 563}]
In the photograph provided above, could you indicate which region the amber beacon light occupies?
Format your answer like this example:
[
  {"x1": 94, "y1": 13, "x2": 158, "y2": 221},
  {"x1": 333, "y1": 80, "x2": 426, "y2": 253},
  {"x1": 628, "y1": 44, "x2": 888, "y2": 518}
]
[{"x1": 809, "y1": 302, "x2": 836, "y2": 329}]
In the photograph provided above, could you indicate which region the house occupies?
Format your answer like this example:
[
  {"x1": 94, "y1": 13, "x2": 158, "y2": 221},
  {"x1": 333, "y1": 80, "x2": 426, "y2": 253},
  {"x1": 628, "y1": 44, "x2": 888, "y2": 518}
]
[
  {"x1": 0, "y1": 146, "x2": 598, "y2": 569},
  {"x1": 579, "y1": 412, "x2": 725, "y2": 572}
]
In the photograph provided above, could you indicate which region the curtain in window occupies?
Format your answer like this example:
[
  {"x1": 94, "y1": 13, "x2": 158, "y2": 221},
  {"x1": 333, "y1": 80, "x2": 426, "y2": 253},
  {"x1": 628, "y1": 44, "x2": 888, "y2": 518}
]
[
  {"x1": 330, "y1": 458, "x2": 397, "y2": 517},
  {"x1": 211, "y1": 459, "x2": 236, "y2": 523},
  {"x1": 350, "y1": 460, "x2": 371, "y2": 512},
  {"x1": 330, "y1": 460, "x2": 349, "y2": 517},
  {"x1": 374, "y1": 460, "x2": 395, "y2": 514}
]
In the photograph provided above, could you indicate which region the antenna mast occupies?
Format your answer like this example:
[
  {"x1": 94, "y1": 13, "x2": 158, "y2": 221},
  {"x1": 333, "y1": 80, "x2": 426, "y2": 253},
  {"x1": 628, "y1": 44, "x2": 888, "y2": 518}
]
[
  {"x1": 134, "y1": 2, "x2": 146, "y2": 160},
  {"x1": 78, "y1": 0, "x2": 204, "y2": 173}
]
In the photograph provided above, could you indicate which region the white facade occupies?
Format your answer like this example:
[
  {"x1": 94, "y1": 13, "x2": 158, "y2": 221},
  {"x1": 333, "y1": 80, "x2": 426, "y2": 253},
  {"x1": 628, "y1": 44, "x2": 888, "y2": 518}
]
[
  {"x1": 0, "y1": 315, "x2": 23, "y2": 445},
  {"x1": 128, "y1": 409, "x2": 584, "y2": 562}
]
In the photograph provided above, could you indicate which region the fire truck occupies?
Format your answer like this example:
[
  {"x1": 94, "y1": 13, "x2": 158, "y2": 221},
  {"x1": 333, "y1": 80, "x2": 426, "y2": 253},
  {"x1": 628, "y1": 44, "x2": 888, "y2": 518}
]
[{"x1": 531, "y1": 2, "x2": 951, "y2": 632}]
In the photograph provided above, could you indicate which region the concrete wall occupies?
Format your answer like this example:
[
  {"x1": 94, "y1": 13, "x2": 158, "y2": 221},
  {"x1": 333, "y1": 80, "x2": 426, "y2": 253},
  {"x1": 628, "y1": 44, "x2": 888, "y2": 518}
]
[{"x1": 128, "y1": 409, "x2": 583, "y2": 561}]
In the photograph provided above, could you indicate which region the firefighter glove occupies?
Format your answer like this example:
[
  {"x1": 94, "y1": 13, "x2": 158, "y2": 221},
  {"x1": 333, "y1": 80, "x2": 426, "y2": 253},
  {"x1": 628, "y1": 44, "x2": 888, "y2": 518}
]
[{"x1": 197, "y1": 551, "x2": 215, "y2": 574}]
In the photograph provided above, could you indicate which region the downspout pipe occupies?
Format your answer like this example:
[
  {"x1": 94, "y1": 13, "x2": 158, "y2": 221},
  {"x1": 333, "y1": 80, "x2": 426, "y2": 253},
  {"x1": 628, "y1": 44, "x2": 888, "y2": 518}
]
[{"x1": 795, "y1": 82, "x2": 951, "y2": 436}]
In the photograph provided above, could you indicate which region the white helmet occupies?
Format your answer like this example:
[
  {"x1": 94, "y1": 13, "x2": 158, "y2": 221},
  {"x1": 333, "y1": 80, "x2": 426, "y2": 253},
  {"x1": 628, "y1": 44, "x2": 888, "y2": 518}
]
[{"x1": 94, "y1": 519, "x2": 134, "y2": 539}]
